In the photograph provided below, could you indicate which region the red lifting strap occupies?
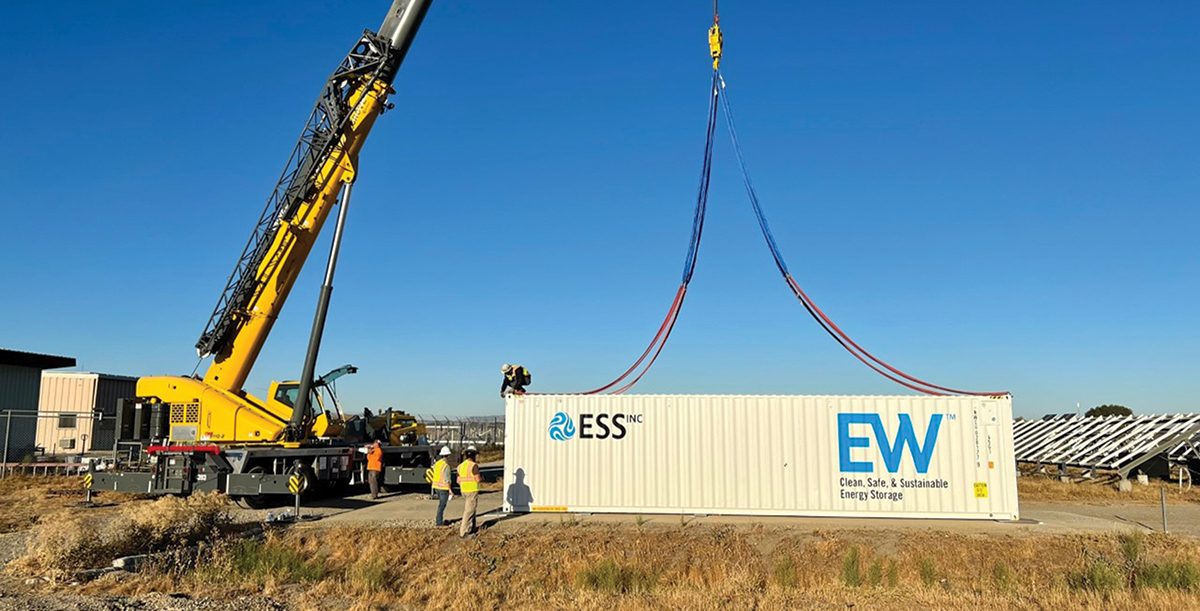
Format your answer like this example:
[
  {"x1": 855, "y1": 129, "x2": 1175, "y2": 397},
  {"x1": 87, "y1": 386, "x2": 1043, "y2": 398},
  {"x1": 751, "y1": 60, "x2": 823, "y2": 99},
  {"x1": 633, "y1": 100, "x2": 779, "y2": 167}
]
[
  {"x1": 540, "y1": 72, "x2": 722, "y2": 396},
  {"x1": 785, "y1": 275, "x2": 1004, "y2": 397},
  {"x1": 579, "y1": 284, "x2": 688, "y2": 395}
]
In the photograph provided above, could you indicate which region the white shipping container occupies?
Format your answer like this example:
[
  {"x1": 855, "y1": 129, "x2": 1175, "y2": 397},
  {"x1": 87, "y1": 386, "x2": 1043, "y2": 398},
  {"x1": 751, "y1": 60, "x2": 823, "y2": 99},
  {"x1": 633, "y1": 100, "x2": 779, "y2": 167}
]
[{"x1": 503, "y1": 394, "x2": 1018, "y2": 520}]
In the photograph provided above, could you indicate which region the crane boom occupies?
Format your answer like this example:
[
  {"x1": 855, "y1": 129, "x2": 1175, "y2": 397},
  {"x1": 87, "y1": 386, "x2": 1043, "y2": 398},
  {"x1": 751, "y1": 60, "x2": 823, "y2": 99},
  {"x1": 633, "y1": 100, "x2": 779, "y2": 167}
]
[
  {"x1": 130, "y1": 1, "x2": 433, "y2": 448},
  {"x1": 196, "y1": 0, "x2": 431, "y2": 395},
  {"x1": 87, "y1": 1, "x2": 440, "y2": 505}
]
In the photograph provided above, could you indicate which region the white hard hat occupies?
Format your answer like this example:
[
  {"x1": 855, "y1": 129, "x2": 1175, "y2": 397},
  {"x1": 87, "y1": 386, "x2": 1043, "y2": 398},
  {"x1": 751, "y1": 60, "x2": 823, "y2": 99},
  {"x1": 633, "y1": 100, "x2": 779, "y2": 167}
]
[
  {"x1": 501, "y1": 363, "x2": 513, "y2": 373},
  {"x1": 467, "y1": 445, "x2": 478, "y2": 452},
  {"x1": 439, "y1": 446, "x2": 452, "y2": 456}
]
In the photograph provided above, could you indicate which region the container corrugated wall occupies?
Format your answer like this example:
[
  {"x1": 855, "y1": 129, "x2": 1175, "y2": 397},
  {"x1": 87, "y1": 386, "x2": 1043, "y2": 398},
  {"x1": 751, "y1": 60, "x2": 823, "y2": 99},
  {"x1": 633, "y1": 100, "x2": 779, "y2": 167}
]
[{"x1": 504, "y1": 394, "x2": 1017, "y2": 520}]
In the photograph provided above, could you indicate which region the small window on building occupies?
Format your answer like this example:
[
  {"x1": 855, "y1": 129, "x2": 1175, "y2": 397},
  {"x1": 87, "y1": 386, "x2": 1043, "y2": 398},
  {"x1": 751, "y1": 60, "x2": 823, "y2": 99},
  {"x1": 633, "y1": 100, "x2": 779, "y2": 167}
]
[
  {"x1": 59, "y1": 438, "x2": 76, "y2": 450},
  {"x1": 58, "y1": 414, "x2": 77, "y2": 429}
]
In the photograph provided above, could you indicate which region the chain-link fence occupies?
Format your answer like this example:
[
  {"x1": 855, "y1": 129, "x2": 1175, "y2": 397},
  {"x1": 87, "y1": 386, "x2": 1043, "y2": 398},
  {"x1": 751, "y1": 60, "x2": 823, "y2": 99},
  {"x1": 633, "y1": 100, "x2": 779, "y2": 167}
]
[
  {"x1": 415, "y1": 415, "x2": 504, "y2": 449},
  {"x1": 1, "y1": 409, "x2": 106, "y2": 477}
]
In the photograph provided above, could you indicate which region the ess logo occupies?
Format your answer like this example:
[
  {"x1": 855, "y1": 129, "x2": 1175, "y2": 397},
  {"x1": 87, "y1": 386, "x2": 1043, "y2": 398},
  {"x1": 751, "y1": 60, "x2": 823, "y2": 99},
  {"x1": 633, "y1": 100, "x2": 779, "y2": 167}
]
[
  {"x1": 548, "y1": 412, "x2": 644, "y2": 441},
  {"x1": 548, "y1": 412, "x2": 576, "y2": 441}
]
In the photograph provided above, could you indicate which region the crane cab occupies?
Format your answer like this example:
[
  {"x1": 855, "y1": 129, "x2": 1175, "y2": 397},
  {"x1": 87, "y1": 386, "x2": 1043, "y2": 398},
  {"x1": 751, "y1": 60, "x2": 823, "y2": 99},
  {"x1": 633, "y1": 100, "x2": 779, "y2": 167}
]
[{"x1": 268, "y1": 379, "x2": 346, "y2": 440}]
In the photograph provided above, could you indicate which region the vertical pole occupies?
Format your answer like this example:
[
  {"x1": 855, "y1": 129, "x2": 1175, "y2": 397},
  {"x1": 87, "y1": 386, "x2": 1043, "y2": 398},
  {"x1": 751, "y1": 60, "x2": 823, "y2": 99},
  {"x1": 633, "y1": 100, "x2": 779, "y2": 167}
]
[
  {"x1": 290, "y1": 181, "x2": 354, "y2": 441},
  {"x1": 1160, "y1": 486, "x2": 1168, "y2": 533},
  {"x1": 2, "y1": 411, "x2": 11, "y2": 479},
  {"x1": 295, "y1": 488, "x2": 302, "y2": 519},
  {"x1": 85, "y1": 462, "x2": 94, "y2": 506}
]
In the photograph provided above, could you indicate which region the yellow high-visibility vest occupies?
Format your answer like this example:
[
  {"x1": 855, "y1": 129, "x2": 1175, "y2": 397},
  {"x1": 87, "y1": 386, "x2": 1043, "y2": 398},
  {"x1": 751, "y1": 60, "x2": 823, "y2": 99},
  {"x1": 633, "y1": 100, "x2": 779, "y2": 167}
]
[
  {"x1": 457, "y1": 459, "x2": 480, "y2": 494},
  {"x1": 431, "y1": 459, "x2": 451, "y2": 491}
]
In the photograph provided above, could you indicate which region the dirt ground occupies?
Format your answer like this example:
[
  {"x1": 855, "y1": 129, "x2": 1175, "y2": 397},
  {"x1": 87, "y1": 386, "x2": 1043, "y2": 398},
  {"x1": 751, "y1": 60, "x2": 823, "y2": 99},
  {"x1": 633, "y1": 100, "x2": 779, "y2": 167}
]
[{"x1": 0, "y1": 477, "x2": 141, "y2": 536}]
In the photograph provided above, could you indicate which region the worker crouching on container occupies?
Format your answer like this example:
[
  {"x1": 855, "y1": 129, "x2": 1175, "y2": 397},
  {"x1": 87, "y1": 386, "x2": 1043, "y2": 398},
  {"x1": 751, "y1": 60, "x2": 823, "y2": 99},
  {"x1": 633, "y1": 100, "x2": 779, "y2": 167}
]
[
  {"x1": 458, "y1": 446, "x2": 482, "y2": 538},
  {"x1": 501, "y1": 363, "x2": 531, "y2": 397},
  {"x1": 431, "y1": 446, "x2": 453, "y2": 526},
  {"x1": 367, "y1": 440, "x2": 383, "y2": 500}
]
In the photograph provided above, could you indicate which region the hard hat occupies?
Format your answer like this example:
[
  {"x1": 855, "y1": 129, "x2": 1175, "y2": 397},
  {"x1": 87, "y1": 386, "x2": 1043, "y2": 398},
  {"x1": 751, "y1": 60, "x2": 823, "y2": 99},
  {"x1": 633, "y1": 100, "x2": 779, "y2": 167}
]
[
  {"x1": 439, "y1": 446, "x2": 451, "y2": 456},
  {"x1": 501, "y1": 363, "x2": 513, "y2": 374},
  {"x1": 467, "y1": 445, "x2": 478, "y2": 452}
]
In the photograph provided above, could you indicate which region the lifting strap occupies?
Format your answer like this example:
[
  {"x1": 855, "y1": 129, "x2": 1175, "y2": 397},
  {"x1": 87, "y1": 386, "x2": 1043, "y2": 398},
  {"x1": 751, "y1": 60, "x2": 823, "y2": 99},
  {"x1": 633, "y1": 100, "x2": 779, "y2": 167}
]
[
  {"x1": 716, "y1": 73, "x2": 1006, "y2": 397},
  {"x1": 544, "y1": 5, "x2": 1002, "y2": 398},
  {"x1": 568, "y1": 7, "x2": 724, "y2": 395},
  {"x1": 574, "y1": 71, "x2": 720, "y2": 395}
]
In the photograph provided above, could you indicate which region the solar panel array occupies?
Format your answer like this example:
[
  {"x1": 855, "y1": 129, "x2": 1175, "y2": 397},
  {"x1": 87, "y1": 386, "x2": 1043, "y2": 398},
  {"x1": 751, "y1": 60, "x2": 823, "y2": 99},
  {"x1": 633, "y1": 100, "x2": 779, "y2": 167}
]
[{"x1": 1014, "y1": 414, "x2": 1200, "y2": 478}]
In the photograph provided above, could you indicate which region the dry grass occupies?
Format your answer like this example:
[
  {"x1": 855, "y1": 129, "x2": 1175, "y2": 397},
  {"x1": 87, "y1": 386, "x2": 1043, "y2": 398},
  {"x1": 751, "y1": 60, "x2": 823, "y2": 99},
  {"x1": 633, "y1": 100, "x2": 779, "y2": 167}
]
[
  {"x1": 0, "y1": 475, "x2": 142, "y2": 534},
  {"x1": 77, "y1": 523, "x2": 1200, "y2": 610},
  {"x1": 10, "y1": 491, "x2": 231, "y2": 576},
  {"x1": 1018, "y1": 475, "x2": 1200, "y2": 504}
]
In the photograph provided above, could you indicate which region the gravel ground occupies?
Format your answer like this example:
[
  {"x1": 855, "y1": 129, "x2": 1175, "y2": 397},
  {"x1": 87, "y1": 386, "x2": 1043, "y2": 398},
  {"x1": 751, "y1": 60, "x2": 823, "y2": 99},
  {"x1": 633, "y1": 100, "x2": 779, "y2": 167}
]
[
  {"x1": 0, "y1": 591, "x2": 288, "y2": 611},
  {"x1": 0, "y1": 532, "x2": 32, "y2": 568}
]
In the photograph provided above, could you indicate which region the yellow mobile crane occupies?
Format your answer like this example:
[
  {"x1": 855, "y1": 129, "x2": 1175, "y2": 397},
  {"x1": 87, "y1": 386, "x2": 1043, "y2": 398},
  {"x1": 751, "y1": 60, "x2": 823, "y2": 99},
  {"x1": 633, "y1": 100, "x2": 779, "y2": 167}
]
[{"x1": 93, "y1": 0, "x2": 435, "y2": 504}]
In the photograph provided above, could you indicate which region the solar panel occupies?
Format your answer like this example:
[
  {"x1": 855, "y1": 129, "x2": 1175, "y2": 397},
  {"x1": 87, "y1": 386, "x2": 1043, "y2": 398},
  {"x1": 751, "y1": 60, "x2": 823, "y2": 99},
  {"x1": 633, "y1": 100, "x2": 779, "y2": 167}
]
[{"x1": 1013, "y1": 413, "x2": 1200, "y2": 479}]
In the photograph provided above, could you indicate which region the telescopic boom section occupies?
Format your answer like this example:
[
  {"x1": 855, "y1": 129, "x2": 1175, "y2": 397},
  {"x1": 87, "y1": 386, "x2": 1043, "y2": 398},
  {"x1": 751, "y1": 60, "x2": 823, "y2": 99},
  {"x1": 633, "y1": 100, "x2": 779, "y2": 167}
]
[{"x1": 195, "y1": 0, "x2": 432, "y2": 395}]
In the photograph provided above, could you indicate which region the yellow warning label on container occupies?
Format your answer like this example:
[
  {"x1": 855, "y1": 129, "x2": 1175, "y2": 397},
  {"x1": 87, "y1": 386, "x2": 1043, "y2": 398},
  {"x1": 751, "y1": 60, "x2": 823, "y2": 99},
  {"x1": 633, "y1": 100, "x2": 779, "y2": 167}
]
[
  {"x1": 83, "y1": 474, "x2": 93, "y2": 489},
  {"x1": 974, "y1": 482, "x2": 989, "y2": 498},
  {"x1": 530, "y1": 506, "x2": 568, "y2": 512}
]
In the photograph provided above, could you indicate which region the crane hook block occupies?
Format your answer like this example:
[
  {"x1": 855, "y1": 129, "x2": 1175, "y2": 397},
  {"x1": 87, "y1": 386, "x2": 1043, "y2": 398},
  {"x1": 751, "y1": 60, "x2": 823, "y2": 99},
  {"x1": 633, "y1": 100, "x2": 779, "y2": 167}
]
[{"x1": 708, "y1": 23, "x2": 723, "y2": 69}]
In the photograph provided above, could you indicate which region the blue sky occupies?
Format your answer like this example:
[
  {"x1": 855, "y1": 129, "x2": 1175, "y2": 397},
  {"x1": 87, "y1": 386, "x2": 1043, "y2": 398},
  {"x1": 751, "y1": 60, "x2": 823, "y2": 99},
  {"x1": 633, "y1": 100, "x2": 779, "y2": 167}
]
[{"x1": 1, "y1": 1, "x2": 1196, "y2": 418}]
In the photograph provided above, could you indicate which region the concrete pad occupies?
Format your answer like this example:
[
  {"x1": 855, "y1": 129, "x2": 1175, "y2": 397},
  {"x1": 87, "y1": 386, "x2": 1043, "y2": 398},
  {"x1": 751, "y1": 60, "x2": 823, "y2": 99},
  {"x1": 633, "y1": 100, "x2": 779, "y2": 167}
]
[
  {"x1": 287, "y1": 492, "x2": 1200, "y2": 539},
  {"x1": 260, "y1": 459, "x2": 1200, "y2": 539},
  {"x1": 319, "y1": 490, "x2": 505, "y2": 528}
]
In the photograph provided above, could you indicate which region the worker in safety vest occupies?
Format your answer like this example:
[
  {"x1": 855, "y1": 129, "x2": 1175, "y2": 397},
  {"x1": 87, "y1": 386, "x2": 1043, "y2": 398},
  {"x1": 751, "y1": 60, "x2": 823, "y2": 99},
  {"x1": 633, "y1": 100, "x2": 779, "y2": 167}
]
[
  {"x1": 458, "y1": 446, "x2": 482, "y2": 538},
  {"x1": 431, "y1": 446, "x2": 453, "y2": 526},
  {"x1": 500, "y1": 363, "x2": 531, "y2": 397},
  {"x1": 367, "y1": 440, "x2": 383, "y2": 500}
]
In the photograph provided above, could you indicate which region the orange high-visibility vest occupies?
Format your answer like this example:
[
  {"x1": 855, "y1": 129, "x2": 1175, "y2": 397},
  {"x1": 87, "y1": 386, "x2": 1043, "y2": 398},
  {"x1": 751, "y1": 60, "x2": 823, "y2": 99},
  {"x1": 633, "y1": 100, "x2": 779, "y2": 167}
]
[
  {"x1": 431, "y1": 459, "x2": 451, "y2": 491},
  {"x1": 457, "y1": 459, "x2": 480, "y2": 493},
  {"x1": 367, "y1": 445, "x2": 383, "y2": 472}
]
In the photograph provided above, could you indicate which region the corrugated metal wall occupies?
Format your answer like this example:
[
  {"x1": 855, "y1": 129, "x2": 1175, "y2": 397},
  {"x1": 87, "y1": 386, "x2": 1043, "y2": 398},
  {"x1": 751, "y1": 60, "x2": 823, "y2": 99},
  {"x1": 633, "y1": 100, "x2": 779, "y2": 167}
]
[
  {"x1": 0, "y1": 364, "x2": 41, "y2": 462},
  {"x1": 504, "y1": 394, "x2": 1018, "y2": 521}
]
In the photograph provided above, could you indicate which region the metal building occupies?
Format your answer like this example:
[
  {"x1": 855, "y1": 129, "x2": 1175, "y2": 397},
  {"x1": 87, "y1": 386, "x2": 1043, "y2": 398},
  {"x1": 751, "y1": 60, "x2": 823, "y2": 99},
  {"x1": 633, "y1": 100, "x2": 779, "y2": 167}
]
[
  {"x1": 0, "y1": 348, "x2": 76, "y2": 463},
  {"x1": 37, "y1": 372, "x2": 136, "y2": 455}
]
